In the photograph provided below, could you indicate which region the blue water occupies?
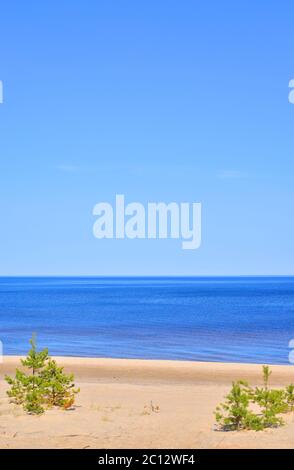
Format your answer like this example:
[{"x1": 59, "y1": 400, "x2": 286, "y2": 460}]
[{"x1": 0, "y1": 277, "x2": 293, "y2": 364}]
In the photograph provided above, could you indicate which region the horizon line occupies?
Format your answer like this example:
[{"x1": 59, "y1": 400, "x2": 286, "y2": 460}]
[{"x1": 0, "y1": 274, "x2": 293, "y2": 279}]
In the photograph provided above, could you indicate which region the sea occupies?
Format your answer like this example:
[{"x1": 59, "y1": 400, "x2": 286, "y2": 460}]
[{"x1": 0, "y1": 276, "x2": 293, "y2": 364}]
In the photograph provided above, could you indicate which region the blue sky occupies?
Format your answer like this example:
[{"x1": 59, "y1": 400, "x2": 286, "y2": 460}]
[{"x1": 0, "y1": 1, "x2": 294, "y2": 275}]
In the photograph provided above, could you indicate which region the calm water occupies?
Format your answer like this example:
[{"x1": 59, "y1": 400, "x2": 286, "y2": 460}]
[{"x1": 0, "y1": 277, "x2": 293, "y2": 364}]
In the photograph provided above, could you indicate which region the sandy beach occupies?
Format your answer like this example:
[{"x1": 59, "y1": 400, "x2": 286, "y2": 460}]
[{"x1": 1, "y1": 357, "x2": 294, "y2": 449}]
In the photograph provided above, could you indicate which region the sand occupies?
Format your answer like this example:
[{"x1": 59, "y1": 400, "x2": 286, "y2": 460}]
[{"x1": 0, "y1": 357, "x2": 294, "y2": 449}]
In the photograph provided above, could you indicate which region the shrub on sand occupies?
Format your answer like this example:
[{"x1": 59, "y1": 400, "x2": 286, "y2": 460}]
[
  {"x1": 5, "y1": 334, "x2": 79, "y2": 415},
  {"x1": 215, "y1": 365, "x2": 293, "y2": 432}
]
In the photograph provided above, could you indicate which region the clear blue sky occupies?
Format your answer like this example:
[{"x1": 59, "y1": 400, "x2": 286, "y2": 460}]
[{"x1": 0, "y1": 1, "x2": 294, "y2": 276}]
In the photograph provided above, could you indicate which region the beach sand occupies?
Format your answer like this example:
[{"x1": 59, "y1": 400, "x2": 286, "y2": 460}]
[{"x1": 0, "y1": 357, "x2": 294, "y2": 449}]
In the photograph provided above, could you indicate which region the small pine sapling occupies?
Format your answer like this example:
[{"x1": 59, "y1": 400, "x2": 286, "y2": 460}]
[
  {"x1": 40, "y1": 359, "x2": 80, "y2": 409},
  {"x1": 253, "y1": 366, "x2": 287, "y2": 428},
  {"x1": 5, "y1": 334, "x2": 49, "y2": 414},
  {"x1": 253, "y1": 388, "x2": 286, "y2": 428},
  {"x1": 262, "y1": 365, "x2": 272, "y2": 390},
  {"x1": 5, "y1": 334, "x2": 79, "y2": 415},
  {"x1": 214, "y1": 366, "x2": 290, "y2": 432},
  {"x1": 214, "y1": 380, "x2": 257, "y2": 430}
]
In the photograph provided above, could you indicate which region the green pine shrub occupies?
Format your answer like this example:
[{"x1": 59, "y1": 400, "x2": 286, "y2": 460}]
[
  {"x1": 5, "y1": 335, "x2": 79, "y2": 415},
  {"x1": 214, "y1": 365, "x2": 294, "y2": 432},
  {"x1": 40, "y1": 358, "x2": 80, "y2": 409},
  {"x1": 252, "y1": 388, "x2": 286, "y2": 428},
  {"x1": 262, "y1": 365, "x2": 271, "y2": 390},
  {"x1": 251, "y1": 366, "x2": 287, "y2": 428},
  {"x1": 214, "y1": 380, "x2": 263, "y2": 431}
]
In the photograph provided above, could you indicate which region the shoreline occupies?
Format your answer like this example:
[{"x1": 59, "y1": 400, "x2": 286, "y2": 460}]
[{"x1": 1, "y1": 356, "x2": 293, "y2": 385}]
